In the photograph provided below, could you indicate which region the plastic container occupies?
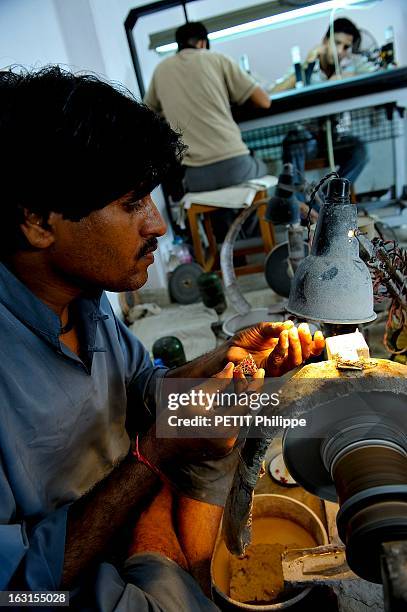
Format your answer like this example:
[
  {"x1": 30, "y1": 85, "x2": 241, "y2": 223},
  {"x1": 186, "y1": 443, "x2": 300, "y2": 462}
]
[{"x1": 168, "y1": 236, "x2": 192, "y2": 272}]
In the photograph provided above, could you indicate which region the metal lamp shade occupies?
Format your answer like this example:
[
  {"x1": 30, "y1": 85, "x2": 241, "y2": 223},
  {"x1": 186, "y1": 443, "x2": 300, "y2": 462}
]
[
  {"x1": 265, "y1": 163, "x2": 301, "y2": 225},
  {"x1": 287, "y1": 178, "x2": 376, "y2": 324}
]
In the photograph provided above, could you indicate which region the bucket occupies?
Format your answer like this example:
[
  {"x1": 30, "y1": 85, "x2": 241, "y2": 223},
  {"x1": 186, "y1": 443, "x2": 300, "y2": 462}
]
[{"x1": 211, "y1": 494, "x2": 328, "y2": 610}]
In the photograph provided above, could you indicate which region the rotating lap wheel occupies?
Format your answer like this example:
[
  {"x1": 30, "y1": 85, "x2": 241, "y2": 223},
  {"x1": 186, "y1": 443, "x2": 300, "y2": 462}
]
[
  {"x1": 169, "y1": 263, "x2": 204, "y2": 304},
  {"x1": 282, "y1": 390, "x2": 407, "y2": 503}
]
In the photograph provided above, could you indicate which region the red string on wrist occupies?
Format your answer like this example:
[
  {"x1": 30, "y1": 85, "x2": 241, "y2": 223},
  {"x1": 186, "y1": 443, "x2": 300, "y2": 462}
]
[{"x1": 132, "y1": 434, "x2": 163, "y2": 480}]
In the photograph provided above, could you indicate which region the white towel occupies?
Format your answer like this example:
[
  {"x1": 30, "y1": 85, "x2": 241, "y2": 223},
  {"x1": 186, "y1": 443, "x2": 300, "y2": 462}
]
[
  {"x1": 181, "y1": 174, "x2": 277, "y2": 209},
  {"x1": 178, "y1": 174, "x2": 277, "y2": 228}
]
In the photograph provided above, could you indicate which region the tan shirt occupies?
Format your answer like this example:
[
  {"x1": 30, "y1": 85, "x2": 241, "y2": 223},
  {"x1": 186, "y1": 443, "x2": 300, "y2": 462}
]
[{"x1": 144, "y1": 49, "x2": 257, "y2": 167}]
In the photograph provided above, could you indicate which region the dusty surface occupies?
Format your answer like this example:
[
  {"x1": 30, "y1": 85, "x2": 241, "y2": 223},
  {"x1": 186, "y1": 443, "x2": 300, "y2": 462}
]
[{"x1": 293, "y1": 359, "x2": 407, "y2": 379}]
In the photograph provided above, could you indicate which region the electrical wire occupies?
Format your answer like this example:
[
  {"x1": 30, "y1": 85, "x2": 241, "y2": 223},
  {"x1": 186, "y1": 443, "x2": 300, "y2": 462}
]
[
  {"x1": 329, "y1": 7, "x2": 342, "y2": 78},
  {"x1": 305, "y1": 170, "x2": 339, "y2": 242},
  {"x1": 325, "y1": 117, "x2": 336, "y2": 171}
]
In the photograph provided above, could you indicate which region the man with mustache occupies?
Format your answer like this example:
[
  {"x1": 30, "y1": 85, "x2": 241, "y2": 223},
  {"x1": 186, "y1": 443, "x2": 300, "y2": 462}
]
[{"x1": 0, "y1": 67, "x2": 324, "y2": 611}]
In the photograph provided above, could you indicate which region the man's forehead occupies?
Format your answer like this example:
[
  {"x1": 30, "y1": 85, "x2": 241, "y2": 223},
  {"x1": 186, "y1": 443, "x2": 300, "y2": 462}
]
[
  {"x1": 334, "y1": 32, "x2": 353, "y2": 44},
  {"x1": 116, "y1": 189, "x2": 150, "y2": 205}
]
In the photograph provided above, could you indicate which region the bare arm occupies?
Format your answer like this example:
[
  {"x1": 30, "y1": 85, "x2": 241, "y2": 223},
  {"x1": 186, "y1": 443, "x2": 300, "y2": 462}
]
[
  {"x1": 271, "y1": 73, "x2": 296, "y2": 93},
  {"x1": 248, "y1": 85, "x2": 271, "y2": 109},
  {"x1": 62, "y1": 434, "x2": 162, "y2": 588},
  {"x1": 166, "y1": 340, "x2": 232, "y2": 378}
]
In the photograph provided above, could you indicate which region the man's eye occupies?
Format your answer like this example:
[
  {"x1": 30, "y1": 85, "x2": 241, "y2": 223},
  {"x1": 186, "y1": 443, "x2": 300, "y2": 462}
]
[{"x1": 125, "y1": 200, "x2": 142, "y2": 210}]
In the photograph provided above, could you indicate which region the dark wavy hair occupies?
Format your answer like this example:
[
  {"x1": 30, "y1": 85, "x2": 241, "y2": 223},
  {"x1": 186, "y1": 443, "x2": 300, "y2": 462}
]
[
  {"x1": 0, "y1": 66, "x2": 185, "y2": 255},
  {"x1": 325, "y1": 18, "x2": 361, "y2": 51}
]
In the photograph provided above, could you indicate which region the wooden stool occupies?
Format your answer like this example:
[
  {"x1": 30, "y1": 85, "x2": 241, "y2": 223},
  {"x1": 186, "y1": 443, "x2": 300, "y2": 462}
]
[{"x1": 186, "y1": 189, "x2": 275, "y2": 276}]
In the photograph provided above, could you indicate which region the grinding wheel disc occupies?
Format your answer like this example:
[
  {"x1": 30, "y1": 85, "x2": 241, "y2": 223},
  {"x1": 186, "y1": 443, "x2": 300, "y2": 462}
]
[
  {"x1": 282, "y1": 390, "x2": 407, "y2": 502},
  {"x1": 264, "y1": 241, "x2": 310, "y2": 297},
  {"x1": 169, "y1": 262, "x2": 203, "y2": 304}
]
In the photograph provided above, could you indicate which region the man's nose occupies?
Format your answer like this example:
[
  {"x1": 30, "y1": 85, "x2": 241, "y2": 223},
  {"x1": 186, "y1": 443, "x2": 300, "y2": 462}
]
[{"x1": 142, "y1": 197, "x2": 167, "y2": 237}]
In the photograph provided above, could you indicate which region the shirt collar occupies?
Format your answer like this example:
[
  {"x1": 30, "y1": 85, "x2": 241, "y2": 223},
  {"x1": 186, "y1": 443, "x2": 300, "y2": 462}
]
[
  {"x1": 178, "y1": 48, "x2": 207, "y2": 55},
  {"x1": 0, "y1": 262, "x2": 104, "y2": 347}
]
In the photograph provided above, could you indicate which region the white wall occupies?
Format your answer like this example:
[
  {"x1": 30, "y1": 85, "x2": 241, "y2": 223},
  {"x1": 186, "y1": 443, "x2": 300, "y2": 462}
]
[
  {"x1": 53, "y1": 0, "x2": 106, "y2": 75},
  {"x1": 0, "y1": 0, "x2": 69, "y2": 68}
]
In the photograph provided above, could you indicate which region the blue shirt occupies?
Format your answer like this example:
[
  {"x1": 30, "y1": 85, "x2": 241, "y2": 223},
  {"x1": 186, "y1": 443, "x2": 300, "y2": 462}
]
[{"x1": 0, "y1": 262, "x2": 165, "y2": 592}]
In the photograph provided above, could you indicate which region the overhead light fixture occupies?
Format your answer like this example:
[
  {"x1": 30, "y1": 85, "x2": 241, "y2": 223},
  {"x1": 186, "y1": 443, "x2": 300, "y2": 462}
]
[{"x1": 155, "y1": 0, "x2": 376, "y2": 54}]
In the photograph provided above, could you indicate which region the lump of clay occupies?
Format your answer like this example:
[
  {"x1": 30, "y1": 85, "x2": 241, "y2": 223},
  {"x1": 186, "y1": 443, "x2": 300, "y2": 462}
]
[{"x1": 229, "y1": 543, "x2": 286, "y2": 603}]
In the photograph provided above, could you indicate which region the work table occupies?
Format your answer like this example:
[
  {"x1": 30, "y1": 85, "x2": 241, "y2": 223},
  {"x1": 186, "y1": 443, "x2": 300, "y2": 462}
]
[{"x1": 234, "y1": 66, "x2": 407, "y2": 125}]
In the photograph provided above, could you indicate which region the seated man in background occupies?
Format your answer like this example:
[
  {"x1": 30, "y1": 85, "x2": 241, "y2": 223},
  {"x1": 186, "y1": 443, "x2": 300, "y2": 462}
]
[
  {"x1": 273, "y1": 18, "x2": 369, "y2": 193},
  {"x1": 144, "y1": 21, "x2": 271, "y2": 194},
  {"x1": 145, "y1": 22, "x2": 272, "y2": 242},
  {"x1": 0, "y1": 67, "x2": 324, "y2": 611}
]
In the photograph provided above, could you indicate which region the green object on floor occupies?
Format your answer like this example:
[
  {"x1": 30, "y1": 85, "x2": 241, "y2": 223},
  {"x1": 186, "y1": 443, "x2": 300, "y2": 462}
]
[
  {"x1": 197, "y1": 272, "x2": 226, "y2": 315},
  {"x1": 152, "y1": 336, "x2": 186, "y2": 369}
]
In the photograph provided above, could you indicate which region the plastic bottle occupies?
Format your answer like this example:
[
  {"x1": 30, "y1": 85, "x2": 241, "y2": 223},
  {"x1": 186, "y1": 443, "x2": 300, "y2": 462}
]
[
  {"x1": 382, "y1": 26, "x2": 396, "y2": 68},
  {"x1": 291, "y1": 46, "x2": 304, "y2": 89},
  {"x1": 168, "y1": 236, "x2": 192, "y2": 271},
  {"x1": 239, "y1": 54, "x2": 251, "y2": 74},
  {"x1": 312, "y1": 58, "x2": 322, "y2": 83}
]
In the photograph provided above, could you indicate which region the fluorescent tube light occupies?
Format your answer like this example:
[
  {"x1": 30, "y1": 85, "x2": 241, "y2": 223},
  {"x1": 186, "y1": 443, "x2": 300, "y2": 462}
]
[
  {"x1": 156, "y1": 42, "x2": 178, "y2": 53},
  {"x1": 155, "y1": 0, "x2": 374, "y2": 54}
]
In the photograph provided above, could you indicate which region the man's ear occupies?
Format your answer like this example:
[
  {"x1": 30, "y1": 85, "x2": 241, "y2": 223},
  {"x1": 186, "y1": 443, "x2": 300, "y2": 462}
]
[{"x1": 20, "y1": 209, "x2": 55, "y2": 249}]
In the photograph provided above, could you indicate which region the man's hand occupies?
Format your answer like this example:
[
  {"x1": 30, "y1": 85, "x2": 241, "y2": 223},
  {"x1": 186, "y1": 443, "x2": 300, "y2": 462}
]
[
  {"x1": 306, "y1": 44, "x2": 324, "y2": 65},
  {"x1": 226, "y1": 321, "x2": 325, "y2": 377},
  {"x1": 147, "y1": 362, "x2": 265, "y2": 466}
]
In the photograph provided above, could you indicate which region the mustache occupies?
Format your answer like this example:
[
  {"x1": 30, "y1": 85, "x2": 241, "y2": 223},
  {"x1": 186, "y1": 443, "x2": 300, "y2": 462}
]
[{"x1": 137, "y1": 237, "x2": 158, "y2": 259}]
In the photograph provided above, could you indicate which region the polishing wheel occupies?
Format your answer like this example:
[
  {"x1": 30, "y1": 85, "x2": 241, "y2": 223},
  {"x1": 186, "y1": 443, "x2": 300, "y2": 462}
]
[
  {"x1": 283, "y1": 390, "x2": 407, "y2": 583},
  {"x1": 168, "y1": 262, "x2": 203, "y2": 304}
]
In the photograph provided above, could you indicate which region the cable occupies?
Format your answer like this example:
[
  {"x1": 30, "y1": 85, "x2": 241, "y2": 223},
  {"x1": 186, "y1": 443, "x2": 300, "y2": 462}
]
[
  {"x1": 306, "y1": 171, "x2": 339, "y2": 241},
  {"x1": 329, "y1": 7, "x2": 342, "y2": 78},
  {"x1": 326, "y1": 117, "x2": 336, "y2": 171}
]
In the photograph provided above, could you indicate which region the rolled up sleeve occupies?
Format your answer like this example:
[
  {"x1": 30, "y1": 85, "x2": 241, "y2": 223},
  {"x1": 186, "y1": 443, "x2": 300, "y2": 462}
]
[{"x1": 221, "y1": 54, "x2": 257, "y2": 105}]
